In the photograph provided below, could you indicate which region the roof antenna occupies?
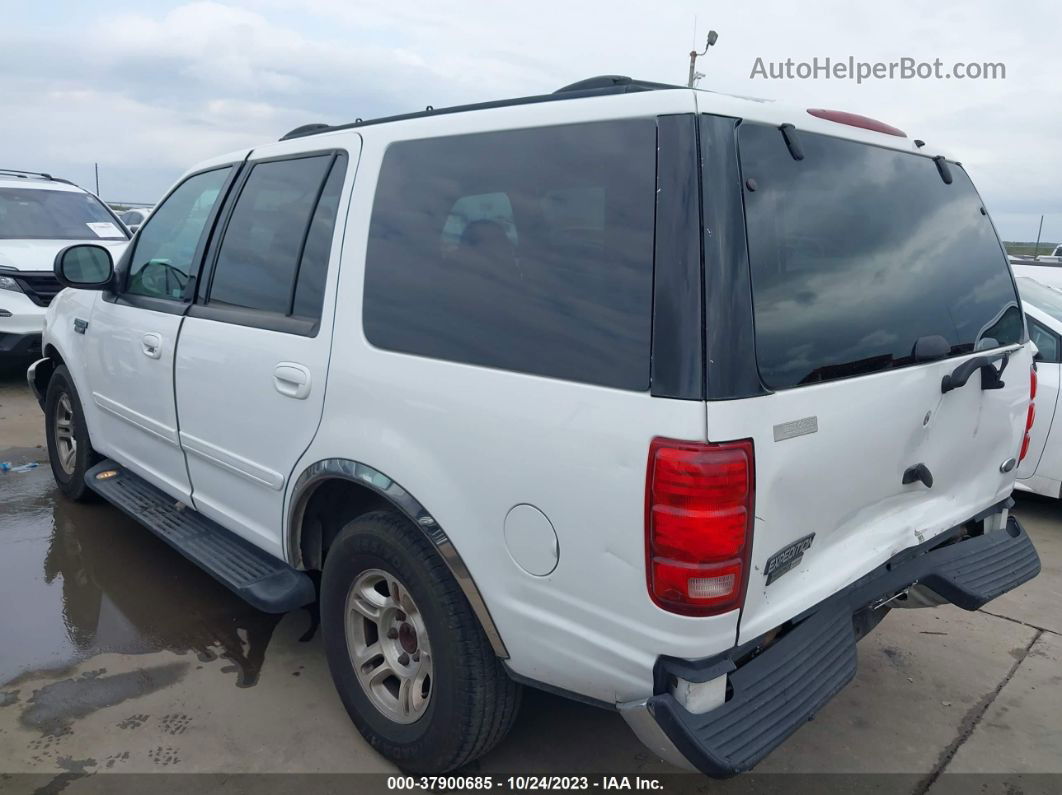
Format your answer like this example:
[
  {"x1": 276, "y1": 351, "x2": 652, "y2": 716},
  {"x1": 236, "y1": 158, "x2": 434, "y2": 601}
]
[{"x1": 687, "y1": 29, "x2": 718, "y2": 87}]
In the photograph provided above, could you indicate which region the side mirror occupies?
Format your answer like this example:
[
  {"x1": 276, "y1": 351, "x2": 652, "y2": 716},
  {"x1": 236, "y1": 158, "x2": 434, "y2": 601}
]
[{"x1": 54, "y1": 244, "x2": 114, "y2": 290}]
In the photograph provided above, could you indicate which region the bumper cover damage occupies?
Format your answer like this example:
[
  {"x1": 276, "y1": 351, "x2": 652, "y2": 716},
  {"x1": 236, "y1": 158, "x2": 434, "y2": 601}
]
[{"x1": 646, "y1": 514, "x2": 1040, "y2": 777}]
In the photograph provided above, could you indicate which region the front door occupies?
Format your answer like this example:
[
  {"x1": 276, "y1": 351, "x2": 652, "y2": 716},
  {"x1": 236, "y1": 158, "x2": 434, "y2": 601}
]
[
  {"x1": 174, "y1": 137, "x2": 358, "y2": 557},
  {"x1": 85, "y1": 165, "x2": 235, "y2": 501}
]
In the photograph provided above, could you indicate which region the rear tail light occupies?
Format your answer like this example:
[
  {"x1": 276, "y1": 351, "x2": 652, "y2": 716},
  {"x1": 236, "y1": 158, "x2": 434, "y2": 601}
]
[
  {"x1": 645, "y1": 437, "x2": 754, "y2": 616},
  {"x1": 1019, "y1": 366, "x2": 1037, "y2": 462}
]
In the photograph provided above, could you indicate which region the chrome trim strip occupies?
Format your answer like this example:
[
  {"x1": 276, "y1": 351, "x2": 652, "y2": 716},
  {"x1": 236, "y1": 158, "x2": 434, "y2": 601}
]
[
  {"x1": 617, "y1": 699, "x2": 697, "y2": 772},
  {"x1": 26, "y1": 357, "x2": 50, "y2": 403},
  {"x1": 287, "y1": 458, "x2": 509, "y2": 659},
  {"x1": 92, "y1": 391, "x2": 180, "y2": 446},
  {"x1": 179, "y1": 430, "x2": 285, "y2": 490}
]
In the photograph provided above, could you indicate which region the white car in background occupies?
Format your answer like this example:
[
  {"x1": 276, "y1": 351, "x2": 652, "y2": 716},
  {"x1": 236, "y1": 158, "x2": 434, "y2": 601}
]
[
  {"x1": 1011, "y1": 258, "x2": 1062, "y2": 288},
  {"x1": 1015, "y1": 276, "x2": 1062, "y2": 498},
  {"x1": 117, "y1": 207, "x2": 152, "y2": 234},
  {"x1": 0, "y1": 169, "x2": 129, "y2": 358}
]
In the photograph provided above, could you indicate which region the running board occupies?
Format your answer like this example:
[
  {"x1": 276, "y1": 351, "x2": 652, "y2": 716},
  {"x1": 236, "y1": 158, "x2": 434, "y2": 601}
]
[{"x1": 85, "y1": 459, "x2": 316, "y2": 613}]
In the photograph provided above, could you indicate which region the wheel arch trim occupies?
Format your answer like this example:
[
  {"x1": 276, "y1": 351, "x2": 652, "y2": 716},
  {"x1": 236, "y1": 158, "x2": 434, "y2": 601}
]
[{"x1": 287, "y1": 457, "x2": 509, "y2": 659}]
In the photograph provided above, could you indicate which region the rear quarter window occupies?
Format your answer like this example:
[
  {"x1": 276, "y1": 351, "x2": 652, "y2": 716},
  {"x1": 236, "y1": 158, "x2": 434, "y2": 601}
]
[
  {"x1": 362, "y1": 119, "x2": 657, "y2": 390},
  {"x1": 738, "y1": 124, "x2": 1021, "y2": 389}
]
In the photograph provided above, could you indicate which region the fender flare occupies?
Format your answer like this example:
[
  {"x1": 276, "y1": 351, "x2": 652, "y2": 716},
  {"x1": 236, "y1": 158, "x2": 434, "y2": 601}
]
[{"x1": 287, "y1": 458, "x2": 509, "y2": 658}]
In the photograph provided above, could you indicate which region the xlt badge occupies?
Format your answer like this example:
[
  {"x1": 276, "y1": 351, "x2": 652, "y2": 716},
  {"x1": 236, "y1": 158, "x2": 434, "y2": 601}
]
[{"x1": 764, "y1": 533, "x2": 815, "y2": 585}]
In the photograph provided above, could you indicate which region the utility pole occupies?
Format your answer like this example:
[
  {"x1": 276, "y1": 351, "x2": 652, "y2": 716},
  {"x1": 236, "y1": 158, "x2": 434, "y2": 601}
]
[
  {"x1": 94, "y1": 162, "x2": 100, "y2": 196},
  {"x1": 688, "y1": 30, "x2": 718, "y2": 87},
  {"x1": 1034, "y1": 214, "x2": 1044, "y2": 259}
]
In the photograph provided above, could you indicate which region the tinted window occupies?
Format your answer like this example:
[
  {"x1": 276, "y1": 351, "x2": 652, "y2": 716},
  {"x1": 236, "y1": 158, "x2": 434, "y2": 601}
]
[
  {"x1": 0, "y1": 188, "x2": 127, "y2": 240},
  {"x1": 127, "y1": 168, "x2": 231, "y2": 300},
  {"x1": 1029, "y1": 318, "x2": 1059, "y2": 363},
  {"x1": 292, "y1": 157, "x2": 347, "y2": 318},
  {"x1": 209, "y1": 155, "x2": 336, "y2": 315},
  {"x1": 739, "y1": 124, "x2": 1021, "y2": 388},
  {"x1": 363, "y1": 120, "x2": 656, "y2": 390}
]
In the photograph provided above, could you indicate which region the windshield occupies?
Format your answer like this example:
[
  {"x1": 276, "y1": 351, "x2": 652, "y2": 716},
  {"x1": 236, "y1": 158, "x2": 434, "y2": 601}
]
[
  {"x1": 738, "y1": 123, "x2": 1021, "y2": 388},
  {"x1": 0, "y1": 188, "x2": 128, "y2": 240},
  {"x1": 1017, "y1": 277, "x2": 1062, "y2": 323}
]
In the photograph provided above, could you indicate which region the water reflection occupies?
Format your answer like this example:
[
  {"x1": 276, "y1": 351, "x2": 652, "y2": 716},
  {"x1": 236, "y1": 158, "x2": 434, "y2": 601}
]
[{"x1": 1, "y1": 466, "x2": 296, "y2": 686}]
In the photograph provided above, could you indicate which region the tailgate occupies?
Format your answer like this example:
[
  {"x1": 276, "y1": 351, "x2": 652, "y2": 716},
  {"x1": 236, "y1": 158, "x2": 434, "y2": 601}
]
[
  {"x1": 707, "y1": 344, "x2": 1032, "y2": 643},
  {"x1": 710, "y1": 118, "x2": 1032, "y2": 644}
]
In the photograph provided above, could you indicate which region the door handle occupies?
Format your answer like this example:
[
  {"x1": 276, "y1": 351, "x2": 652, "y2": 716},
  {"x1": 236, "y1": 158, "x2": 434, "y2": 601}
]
[
  {"x1": 273, "y1": 363, "x2": 311, "y2": 400},
  {"x1": 141, "y1": 333, "x2": 162, "y2": 359}
]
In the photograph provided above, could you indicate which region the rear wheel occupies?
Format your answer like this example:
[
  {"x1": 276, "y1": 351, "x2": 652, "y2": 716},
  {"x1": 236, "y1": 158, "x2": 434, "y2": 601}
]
[
  {"x1": 44, "y1": 365, "x2": 99, "y2": 501},
  {"x1": 321, "y1": 510, "x2": 521, "y2": 772}
]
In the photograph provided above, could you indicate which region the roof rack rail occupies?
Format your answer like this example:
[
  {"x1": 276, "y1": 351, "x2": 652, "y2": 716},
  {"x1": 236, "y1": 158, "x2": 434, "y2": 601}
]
[
  {"x1": 279, "y1": 75, "x2": 682, "y2": 141},
  {"x1": 553, "y1": 75, "x2": 681, "y2": 93},
  {"x1": 0, "y1": 168, "x2": 76, "y2": 186}
]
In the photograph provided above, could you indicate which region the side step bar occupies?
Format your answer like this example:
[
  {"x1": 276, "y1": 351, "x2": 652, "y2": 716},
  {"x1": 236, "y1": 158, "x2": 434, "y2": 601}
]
[{"x1": 85, "y1": 460, "x2": 316, "y2": 613}]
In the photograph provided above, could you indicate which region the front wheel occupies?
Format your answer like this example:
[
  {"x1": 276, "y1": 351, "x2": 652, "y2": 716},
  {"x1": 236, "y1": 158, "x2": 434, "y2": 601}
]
[
  {"x1": 44, "y1": 364, "x2": 99, "y2": 501},
  {"x1": 321, "y1": 510, "x2": 521, "y2": 772}
]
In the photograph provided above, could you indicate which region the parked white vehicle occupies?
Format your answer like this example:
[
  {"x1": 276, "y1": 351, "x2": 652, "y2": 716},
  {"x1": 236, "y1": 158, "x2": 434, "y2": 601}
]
[
  {"x1": 116, "y1": 207, "x2": 152, "y2": 234},
  {"x1": 1012, "y1": 258, "x2": 1062, "y2": 287},
  {"x1": 1014, "y1": 276, "x2": 1062, "y2": 498},
  {"x1": 27, "y1": 76, "x2": 1041, "y2": 776},
  {"x1": 0, "y1": 170, "x2": 128, "y2": 358}
]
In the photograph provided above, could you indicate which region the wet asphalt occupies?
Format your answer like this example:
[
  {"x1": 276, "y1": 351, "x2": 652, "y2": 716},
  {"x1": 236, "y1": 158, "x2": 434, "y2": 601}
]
[{"x1": 1, "y1": 359, "x2": 1060, "y2": 792}]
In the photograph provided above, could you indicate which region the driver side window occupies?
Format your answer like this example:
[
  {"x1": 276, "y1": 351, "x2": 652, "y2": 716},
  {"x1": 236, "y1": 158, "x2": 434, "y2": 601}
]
[{"x1": 126, "y1": 167, "x2": 232, "y2": 301}]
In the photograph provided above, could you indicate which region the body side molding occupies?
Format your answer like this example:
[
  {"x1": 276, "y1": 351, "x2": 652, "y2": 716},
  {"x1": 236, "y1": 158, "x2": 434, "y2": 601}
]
[{"x1": 287, "y1": 458, "x2": 509, "y2": 658}]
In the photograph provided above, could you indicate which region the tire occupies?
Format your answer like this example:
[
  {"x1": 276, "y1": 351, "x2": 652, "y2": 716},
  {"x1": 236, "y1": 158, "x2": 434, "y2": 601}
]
[
  {"x1": 321, "y1": 510, "x2": 521, "y2": 773},
  {"x1": 44, "y1": 364, "x2": 99, "y2": 501}
]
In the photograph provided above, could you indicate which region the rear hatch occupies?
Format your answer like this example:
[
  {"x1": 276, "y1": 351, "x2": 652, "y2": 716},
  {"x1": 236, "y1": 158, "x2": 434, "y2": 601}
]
[{"x1": 704, "y1": 121, "x2": 1032, "y2": 643}]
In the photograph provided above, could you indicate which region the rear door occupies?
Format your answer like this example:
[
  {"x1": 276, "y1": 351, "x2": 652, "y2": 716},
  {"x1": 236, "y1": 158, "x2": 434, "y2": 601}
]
[
  {"x1": 174, "y1": 135, "x2": 358, "y2": 557},
  {"x1": 701, "y1": 121, "x2": 1032, "y2": 643}
]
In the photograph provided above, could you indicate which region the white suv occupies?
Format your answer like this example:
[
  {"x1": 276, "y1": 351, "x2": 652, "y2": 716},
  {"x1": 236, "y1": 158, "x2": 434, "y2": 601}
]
[
  {"x1": 28, "y1": 76, "x2": 1041, "y2": 776},
  {"x1": 0, "y1": 169, "x2": 128, "y2": 358}
]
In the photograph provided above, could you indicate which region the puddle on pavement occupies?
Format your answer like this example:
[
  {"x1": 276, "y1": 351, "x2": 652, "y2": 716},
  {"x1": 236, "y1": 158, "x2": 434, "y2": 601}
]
[{"x1": 0, "y1": 463, "x2": 300, "y2": 687}]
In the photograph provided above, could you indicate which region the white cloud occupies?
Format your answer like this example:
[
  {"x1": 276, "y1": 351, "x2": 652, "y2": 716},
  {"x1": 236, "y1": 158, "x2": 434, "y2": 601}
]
[{"x1": 0, "y1": 0, "x2": 1059, "y2": 240}]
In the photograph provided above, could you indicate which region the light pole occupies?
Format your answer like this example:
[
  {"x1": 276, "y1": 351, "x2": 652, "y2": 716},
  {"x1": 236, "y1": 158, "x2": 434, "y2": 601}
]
[{"x1": 688, "y1": 30, "x2": 718, "y2": 88}]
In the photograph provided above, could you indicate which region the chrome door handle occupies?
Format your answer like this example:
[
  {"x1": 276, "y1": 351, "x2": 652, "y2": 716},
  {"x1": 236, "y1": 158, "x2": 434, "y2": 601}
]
[
  {"x1": 273, "y1": 363, "x2": 311, "y2": 400},
  {"x1": 141, "y1": 333, "x2": 162, "y2": 359}
]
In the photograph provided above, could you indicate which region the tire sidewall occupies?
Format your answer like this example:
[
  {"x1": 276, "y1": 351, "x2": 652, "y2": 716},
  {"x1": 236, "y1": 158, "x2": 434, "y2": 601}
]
[
  {"x1": 321, "y1": 518, "x2": 468, "y2": 767},
  {"x1": 44, "y1": 365, "x2": 96, "y2": 499}
]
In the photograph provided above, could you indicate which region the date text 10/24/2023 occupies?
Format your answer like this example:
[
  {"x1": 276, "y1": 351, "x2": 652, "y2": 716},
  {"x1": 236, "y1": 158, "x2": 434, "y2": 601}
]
[{"x1": 387, "y1": 776, "x2": 665, "y2": 791}]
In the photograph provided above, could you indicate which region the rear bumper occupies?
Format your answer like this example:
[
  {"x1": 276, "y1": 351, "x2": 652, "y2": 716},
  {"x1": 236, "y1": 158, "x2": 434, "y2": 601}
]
[{"x1": 638, "y1": 514, "x2": 1040, "y2": 777}]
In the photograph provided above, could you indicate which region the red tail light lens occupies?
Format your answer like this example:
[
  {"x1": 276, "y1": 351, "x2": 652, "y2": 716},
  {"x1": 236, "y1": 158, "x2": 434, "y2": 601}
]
[
  {"x1": 1019, "y1": 366, "x2": 1036, "y2": 462},
  {"x1": 645, "y1": 438, "x2": 754, "y2": 616}
]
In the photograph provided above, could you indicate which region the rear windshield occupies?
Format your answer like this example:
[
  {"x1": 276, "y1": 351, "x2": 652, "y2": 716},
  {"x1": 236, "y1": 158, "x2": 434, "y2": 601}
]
[
  {"x1": 0, "y1": 188, "x2": 127, "y2": 240},
  {"x1": 738, "y1": 124, "x2": 1021, "y2": 389}
]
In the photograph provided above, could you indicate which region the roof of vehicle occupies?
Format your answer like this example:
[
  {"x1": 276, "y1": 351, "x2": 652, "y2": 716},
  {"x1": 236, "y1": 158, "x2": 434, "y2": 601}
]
[
  {"x1": 274, "y1": 74, "x2": 938, "y2": 158},
  {"x1": 0, "y1": 169, "x2": 86, "y2": 193}
]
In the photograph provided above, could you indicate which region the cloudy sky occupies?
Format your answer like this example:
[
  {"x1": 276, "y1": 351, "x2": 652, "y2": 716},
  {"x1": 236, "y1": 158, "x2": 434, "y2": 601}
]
[{"x1": 3, "y1": 0, "x2": 1059, "y2": 241}]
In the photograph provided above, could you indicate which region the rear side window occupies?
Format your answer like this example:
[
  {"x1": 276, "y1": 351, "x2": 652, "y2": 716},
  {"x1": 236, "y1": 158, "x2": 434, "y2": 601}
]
[
  {"x1": 362, "y1": 119, "x2": 657, "y2": 391},
  {"x1": 1029, "y1": 318, "x2": 1059, "y2": 363},
  {"x1": 208, "y1": 153, "x2": 346, "y2": 318},
  {"x1": 739, "y1": 124, "x2": 1021, "y2": 389}
]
